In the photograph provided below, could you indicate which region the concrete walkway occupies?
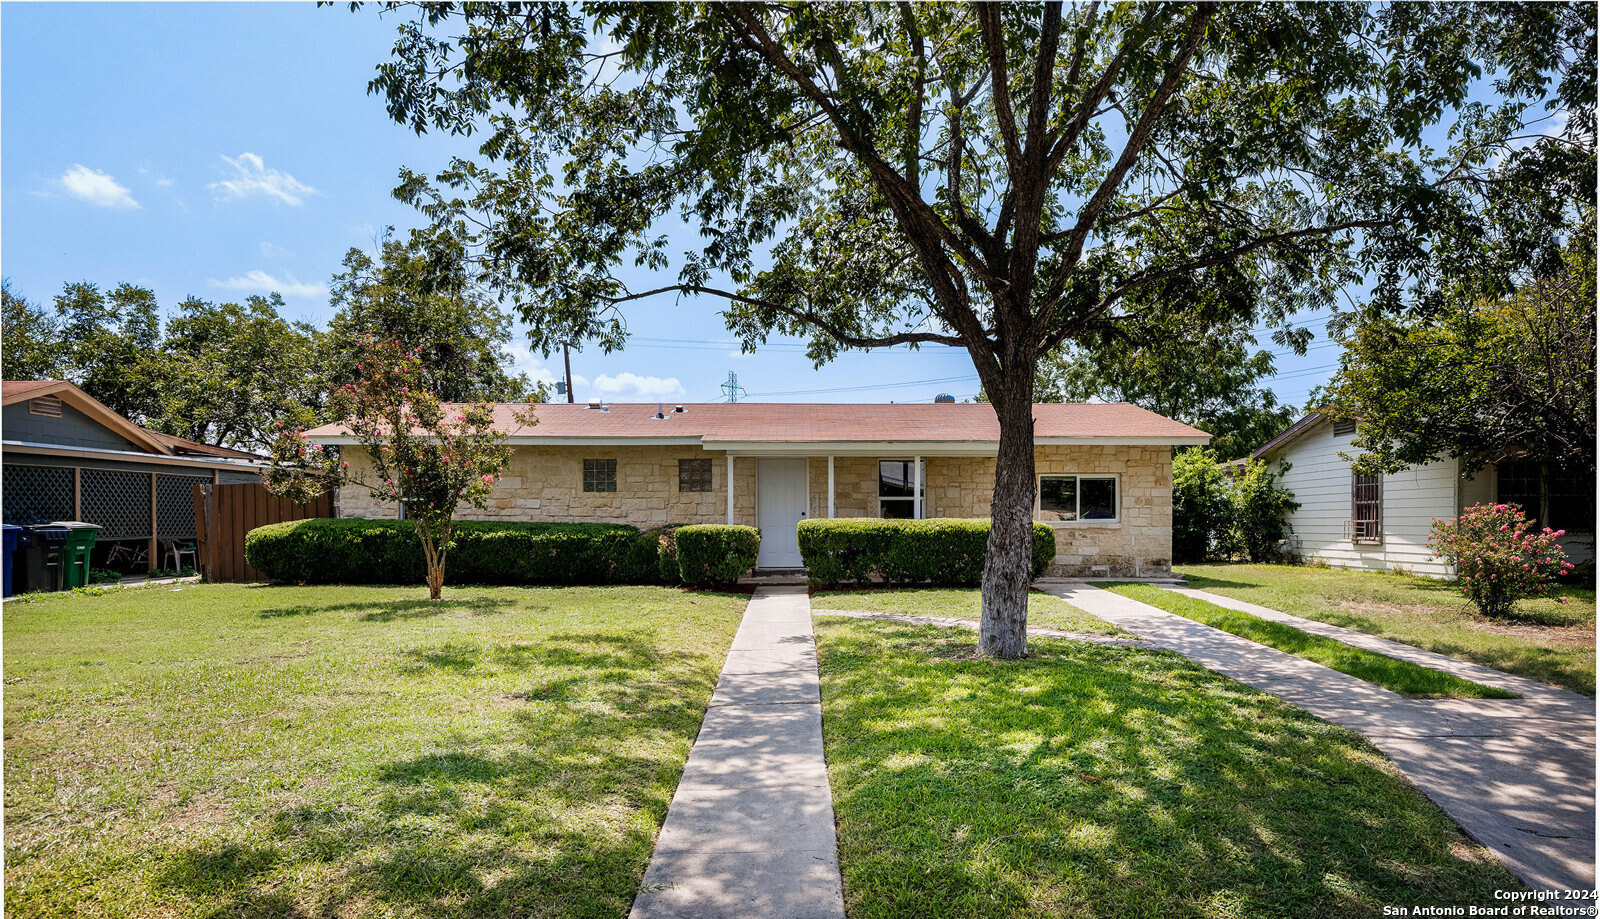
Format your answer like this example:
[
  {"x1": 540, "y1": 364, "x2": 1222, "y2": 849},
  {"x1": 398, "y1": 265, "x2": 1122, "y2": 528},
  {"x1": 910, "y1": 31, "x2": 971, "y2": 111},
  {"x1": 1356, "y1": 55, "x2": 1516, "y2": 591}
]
[
  {"x1": 1044, "y1": 582, "x2": 1596, "y2": 894},
  {"x1": 630, "y1": 586, "x2": 845, "y2": 919}
]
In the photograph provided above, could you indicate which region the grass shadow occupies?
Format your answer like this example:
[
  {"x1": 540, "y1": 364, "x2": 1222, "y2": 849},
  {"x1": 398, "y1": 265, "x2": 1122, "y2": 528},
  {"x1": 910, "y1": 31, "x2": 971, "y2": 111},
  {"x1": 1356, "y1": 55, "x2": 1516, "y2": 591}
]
[
  {"x1": 256, "y1": 597, "x2": 518, "y2": 621},
  {"x1": 817, "y1": 619, "x2": 1522, "y2": 918}
]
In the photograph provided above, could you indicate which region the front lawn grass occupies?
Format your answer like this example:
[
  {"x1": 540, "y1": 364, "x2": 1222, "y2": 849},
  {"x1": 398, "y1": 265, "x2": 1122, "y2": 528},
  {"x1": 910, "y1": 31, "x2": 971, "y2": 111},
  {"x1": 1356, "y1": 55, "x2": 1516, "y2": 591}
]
[
  {"x1": 810, "y1": 587, "x2": 1127, "y2": 636},
  {"x1": 1176, "y1": 563, "x2": 1596, "y2": 696},
  {"x1": 1105, "y1": 583, "x2": 1517, "y2": 699},
  {"x1": 3, "y1": 583, "x2": 747, "y2": 919},
  {"x1": 814, "y1": 617, "x2": 1521, "y2": 919}
]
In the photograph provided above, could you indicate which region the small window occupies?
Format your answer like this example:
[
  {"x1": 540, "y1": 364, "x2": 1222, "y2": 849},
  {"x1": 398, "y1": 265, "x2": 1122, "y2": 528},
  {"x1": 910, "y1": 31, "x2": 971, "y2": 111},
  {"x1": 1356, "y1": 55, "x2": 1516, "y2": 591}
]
[
  {"x1": 1351, "y1": 472, "x2": 1382, "y2": 542},
  {"x1": 583, "y1": 458, "x2": 617, "y2": 493},
  {"x1": 1038, "y1": 475, "x2": 1118, "y2": 522},
  {"x1": 678, "y1": 458, "x2": 712, "y2": 493},
  {"x1": 878, "y1": 460, "x2": 921, "y2": 518},
  {"x1": 1547, "y1": 468, "x2": 1596, "y2": 533},
  {"x1": 1331, "y1": 418, "x2": 1357, "y2": 436},
  {"x1": 28, "y1": 396, "x2": 62, "y2": 417},
  {"x1": 1497, "y1": 461, "x2": 1542, "y2": 525}
]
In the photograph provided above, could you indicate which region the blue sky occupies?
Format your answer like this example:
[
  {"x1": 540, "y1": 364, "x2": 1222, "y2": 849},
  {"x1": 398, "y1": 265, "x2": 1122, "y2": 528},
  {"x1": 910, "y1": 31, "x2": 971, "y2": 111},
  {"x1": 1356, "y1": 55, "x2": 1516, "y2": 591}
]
[{"x1": 2, "y1": 2, "x2": 1334, "y2": 409}]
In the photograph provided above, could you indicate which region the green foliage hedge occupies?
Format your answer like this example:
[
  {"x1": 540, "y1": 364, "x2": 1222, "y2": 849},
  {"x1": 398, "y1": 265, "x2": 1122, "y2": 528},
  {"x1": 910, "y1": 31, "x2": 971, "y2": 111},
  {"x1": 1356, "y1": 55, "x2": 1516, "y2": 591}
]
[
  {"x1": 245, "y1": 518, "x2": 658, "y2": 586},
  {"x1": 797, "y1": 518, "x2": 1056, "y2": 588},
  {"x1": 673, "y1": 525, "x2": 761, "y2": 588}
]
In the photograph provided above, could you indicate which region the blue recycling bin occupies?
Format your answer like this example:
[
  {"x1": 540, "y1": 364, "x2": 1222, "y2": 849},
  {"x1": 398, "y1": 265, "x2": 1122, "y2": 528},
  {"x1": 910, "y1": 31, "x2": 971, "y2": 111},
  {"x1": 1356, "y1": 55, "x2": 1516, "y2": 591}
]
[{"x1": 2, "y1": 524, "x2": 19, "y2": 597}]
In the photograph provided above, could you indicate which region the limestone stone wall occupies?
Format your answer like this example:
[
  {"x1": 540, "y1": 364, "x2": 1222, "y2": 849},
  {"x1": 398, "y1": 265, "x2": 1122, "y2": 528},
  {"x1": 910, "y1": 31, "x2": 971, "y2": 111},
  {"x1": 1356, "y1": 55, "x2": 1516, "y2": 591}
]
[
  {"x1": 337, "y1": 445, "x2": 757, "y2": 527},
  {"x1": 1031, "y1": 444, "x2": 1172, "y2": 578},
  {"x1": 336, "y1": 442, "x2": 1173, "y2": 576}
]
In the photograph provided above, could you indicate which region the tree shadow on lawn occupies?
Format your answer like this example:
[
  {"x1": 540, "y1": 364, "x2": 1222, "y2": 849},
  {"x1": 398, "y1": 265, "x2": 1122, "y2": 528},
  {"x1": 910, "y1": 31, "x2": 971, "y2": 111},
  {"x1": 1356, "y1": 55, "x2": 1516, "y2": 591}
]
[
  {"x1": 257, "y1": 597, "x2": 519, "y2": 621},
  {"x1": 818, "y1": 622, "x2": 1520, "y2": 919},
  {"x1": 145, "y1": 632, "x2": 720, "y2": 918}
]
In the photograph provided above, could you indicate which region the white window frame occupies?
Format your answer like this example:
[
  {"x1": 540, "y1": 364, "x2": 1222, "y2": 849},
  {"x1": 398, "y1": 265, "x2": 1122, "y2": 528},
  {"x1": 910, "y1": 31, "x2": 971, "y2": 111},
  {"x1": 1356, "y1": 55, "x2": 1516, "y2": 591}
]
[
  {"x1": 1035, "y1": 473, "x2": 1121, "y2": 524},
  {"x1": 876, "y1": 457, "x2": 924, "y2": 519}
]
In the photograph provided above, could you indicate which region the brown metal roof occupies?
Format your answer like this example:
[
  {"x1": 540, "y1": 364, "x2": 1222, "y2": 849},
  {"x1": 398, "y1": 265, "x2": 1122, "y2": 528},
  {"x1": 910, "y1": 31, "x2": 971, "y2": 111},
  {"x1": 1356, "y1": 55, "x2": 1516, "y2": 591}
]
[{"x1": 305, "y1": 401, "x2": 1210, "y2": 444}]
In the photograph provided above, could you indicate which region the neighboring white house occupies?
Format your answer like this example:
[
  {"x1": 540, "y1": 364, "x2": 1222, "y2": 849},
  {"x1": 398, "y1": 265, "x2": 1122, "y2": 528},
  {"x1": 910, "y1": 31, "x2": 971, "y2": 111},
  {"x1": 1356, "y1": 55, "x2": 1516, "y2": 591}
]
[{"x1": 1254, "y1": 411, "x2": 1596, "y2": 578}]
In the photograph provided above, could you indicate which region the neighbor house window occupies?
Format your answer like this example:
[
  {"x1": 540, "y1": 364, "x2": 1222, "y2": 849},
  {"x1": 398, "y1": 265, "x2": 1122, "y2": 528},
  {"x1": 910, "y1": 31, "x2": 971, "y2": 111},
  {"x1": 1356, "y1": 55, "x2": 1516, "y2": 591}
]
[
  {"x1": 878, "y1": 460, "x2": 922, "y2": 519},
  {"x1": 678, "y1": 458, "x2": 712, "y2": 493},
  {"x1": 1351, "y1": 472, "x2": 1382, "y2": 542},
  {"x1": 1037, "y1": 475, "x2": 1118, "y2": 522},
  {"x1": 583, "y1": 459, "x2": 617, "y2": 493},
  {"x1": 1498, "y1": 461, "x2": 1596, "y2": 533}
]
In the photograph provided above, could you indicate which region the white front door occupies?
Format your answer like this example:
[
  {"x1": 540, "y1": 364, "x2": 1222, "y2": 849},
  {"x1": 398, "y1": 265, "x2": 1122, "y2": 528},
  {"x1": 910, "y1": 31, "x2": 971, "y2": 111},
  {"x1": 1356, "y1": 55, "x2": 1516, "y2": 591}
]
[{"x1": 756, "y1": 458, "x2": 808, "y2": 568}]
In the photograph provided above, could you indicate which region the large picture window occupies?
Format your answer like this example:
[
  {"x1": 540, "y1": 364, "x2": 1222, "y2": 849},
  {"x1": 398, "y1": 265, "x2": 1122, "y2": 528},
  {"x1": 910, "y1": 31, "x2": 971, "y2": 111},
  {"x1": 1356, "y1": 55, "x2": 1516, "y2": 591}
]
[
  {"x1": 1498, "y1": 461, "x2": 1596, "y2": 533},
  {"x1": 1037, "y1": 475, "x2": 1118, "y2": 522},
  {"x1": 878, "y1": 460, "x2": 922, "y2": 519}
]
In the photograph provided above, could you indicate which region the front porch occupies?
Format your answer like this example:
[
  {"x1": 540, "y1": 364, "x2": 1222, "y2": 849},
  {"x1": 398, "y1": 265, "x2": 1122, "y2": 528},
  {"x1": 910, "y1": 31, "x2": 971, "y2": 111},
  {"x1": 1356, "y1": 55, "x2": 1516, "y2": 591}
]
[{"x1": 721, "y1": 446, "x2": 1175, "y2": 578}]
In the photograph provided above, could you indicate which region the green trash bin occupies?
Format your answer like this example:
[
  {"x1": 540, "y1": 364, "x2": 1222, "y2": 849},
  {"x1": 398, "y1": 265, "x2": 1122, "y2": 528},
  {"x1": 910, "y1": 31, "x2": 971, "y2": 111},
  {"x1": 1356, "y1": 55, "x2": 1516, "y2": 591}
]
[{"x1": 52, "y1": 522, "x2": 101, "y2": 589}]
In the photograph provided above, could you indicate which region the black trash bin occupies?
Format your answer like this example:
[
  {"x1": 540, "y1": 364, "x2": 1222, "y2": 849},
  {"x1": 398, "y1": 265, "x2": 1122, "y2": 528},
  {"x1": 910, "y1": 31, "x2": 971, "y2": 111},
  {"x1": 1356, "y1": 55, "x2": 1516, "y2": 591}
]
[{"x1": 22, "y1": 524, "x2": 71, "y2": 592}]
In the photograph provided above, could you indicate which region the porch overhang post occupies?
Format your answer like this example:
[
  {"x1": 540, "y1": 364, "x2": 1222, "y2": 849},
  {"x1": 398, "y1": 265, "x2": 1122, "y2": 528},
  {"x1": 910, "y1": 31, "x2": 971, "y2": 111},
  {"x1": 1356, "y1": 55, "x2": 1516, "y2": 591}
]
[
  {"x1": 827, "y1": 456, "x2": 835, "y2": 518},
  {"x1": 726, "y1": 453, "x2": 735, "y2": 525},
  {"x1": 914, "y1": 455, "x2": 923, "y2": 519}
]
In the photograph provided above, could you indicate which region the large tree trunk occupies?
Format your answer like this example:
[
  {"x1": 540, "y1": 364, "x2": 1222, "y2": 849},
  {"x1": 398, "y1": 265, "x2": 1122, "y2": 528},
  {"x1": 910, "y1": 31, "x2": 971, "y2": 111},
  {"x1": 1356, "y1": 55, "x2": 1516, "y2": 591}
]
[{"x1": 980, "y1": 377, "x2": 1038, "y2": 659}]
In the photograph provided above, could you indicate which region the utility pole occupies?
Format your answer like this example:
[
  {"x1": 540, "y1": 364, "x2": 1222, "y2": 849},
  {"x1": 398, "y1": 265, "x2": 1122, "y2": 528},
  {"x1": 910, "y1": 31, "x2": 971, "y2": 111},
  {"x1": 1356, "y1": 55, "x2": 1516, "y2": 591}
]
[
  {"x1": 720, "y1": 371, "x2": 747, "y2": 403},
  {"x1": 563, "y1": 343, "x2": 574, "y2": 403}
]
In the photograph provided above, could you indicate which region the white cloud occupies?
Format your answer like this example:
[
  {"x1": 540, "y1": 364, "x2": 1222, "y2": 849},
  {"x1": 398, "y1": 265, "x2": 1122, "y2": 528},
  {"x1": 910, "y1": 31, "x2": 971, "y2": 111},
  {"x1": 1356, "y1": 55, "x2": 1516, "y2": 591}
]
[
  {"x1": 207, "y1": 269, "x2": 327, "y2": 299},
  {"x1": 209, "y1": 153, "x2": 318, "y2": 206},
  {"x1": 259, "y1": 241, "x2": 293, "y2": 259},
  {"x1": 505, "y1": 346, "x2": 683, "y2": 402},
  {"x1": 138, "y1": 166, "x2": 175, "y2": 187},
  {"x1": 57, "y1": 165, "x2": 140, "y2": 208},
  {"x1": 592, "y1": 372, "x2": 686, "y2": 401},
  {"x1": 507, "y1": 346, "x2": 561, "y2": 387}
]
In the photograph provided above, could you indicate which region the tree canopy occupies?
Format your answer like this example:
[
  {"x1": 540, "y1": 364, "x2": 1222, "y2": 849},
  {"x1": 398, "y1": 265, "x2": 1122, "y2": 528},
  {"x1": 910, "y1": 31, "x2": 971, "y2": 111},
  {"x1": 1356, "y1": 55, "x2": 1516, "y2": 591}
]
[
  {"x1": 1320, "y1": 234, "x2": 1596, "y2": 477},
  {"x1": 325, "y1": 236, "x2": 540, "y2": 404},
  {"x1": 1031, "y1": 314, "x2": 1293, "y2": 460},
  {"x1": 359, "y1": 0, "x2": 1594, "y2": 657},
  {"x1": 1, "y1": 249, "x2": 541, "y2": 452}
]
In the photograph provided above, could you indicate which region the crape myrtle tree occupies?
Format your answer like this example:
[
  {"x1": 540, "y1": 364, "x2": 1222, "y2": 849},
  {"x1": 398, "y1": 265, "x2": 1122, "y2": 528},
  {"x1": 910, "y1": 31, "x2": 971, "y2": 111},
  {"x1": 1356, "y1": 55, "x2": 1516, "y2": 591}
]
[
  {"x1": 267, "y1": 336, "x2": 537, "y2": 600},
  {"x1": 359, "y1": 1, "x2": 1590, "y2": 658}
]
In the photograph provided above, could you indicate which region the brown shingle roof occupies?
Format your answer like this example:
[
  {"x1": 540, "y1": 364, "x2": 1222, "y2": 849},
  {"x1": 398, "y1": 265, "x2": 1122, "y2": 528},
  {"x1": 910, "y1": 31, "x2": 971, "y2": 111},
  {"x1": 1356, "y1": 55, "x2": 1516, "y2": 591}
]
[
  {"x1": 306, "y1": 402, "x2": 1209, "y2": 445},
  {"x1": 2, "y1": 380, "x2": 69, "y2": 399}
]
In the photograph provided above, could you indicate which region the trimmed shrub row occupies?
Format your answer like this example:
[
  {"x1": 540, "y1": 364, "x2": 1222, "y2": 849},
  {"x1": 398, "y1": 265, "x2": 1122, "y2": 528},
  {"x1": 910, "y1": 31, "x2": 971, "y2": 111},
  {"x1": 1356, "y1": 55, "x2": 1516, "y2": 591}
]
[
  {"x1": 674, "y1": 525, "x2": 762, "y2": 588},
  {"x1": 244, "y1": 518, "x2": 761, "y2": 588},
  {"x1": 797, "y1": 517, "x2": 1056, "y2": 588},
  {"x1": 246, "y1": 518, "x2": 658, "y2": 585}
]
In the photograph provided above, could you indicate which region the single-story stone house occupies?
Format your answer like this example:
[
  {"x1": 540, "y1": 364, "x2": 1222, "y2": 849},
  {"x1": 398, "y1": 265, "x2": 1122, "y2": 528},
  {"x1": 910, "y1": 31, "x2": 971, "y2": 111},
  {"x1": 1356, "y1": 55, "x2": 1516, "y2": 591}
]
[{"x1": 305, "y1": 401, "x2": 1209, "y2": 577}]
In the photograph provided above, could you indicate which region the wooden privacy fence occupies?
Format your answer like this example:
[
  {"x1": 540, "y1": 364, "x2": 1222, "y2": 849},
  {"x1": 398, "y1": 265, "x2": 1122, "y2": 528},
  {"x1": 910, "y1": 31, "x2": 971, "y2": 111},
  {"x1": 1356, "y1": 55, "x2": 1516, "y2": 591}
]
[{"x1": 192, "y1": 482, "x2": 333, "y2": 582}]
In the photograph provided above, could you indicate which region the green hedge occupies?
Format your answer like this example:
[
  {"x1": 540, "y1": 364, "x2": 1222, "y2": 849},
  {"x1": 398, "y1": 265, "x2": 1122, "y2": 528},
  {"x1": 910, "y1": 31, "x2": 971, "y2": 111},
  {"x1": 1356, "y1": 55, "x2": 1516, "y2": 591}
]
[
  {"x1": 674, "y1": 525, "x2": 761, "y2": 588},
  {"x1": 245, "y1": 518, "x2": 658, "y2": 586},
  {"x1": 797, "y1": 518, "x2": 1056, "y2": 588},
  {"x1": 648, "y1": 523, "x2": 693, "y2": 585}
]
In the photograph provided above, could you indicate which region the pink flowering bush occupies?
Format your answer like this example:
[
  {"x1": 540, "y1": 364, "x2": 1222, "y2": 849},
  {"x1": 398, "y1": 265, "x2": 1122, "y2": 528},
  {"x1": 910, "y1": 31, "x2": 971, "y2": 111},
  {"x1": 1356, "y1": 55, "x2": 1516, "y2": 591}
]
[
  {"x1": 1429, "y1": 503, "x2": 1573, "y2": 618},
  {"x1": 267, "y1": 335, "x2": 536, "y2": 599}
]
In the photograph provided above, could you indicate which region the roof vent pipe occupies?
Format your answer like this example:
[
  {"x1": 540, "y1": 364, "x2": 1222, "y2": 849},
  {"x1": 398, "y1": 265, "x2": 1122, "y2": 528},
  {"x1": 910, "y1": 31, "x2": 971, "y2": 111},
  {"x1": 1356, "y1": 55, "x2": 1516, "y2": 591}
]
[
  {"x1": 654, "y1": 402, "x2": 666, "y2": 420},
  {"x1": 674, "y1": 404, "x2": 686, "y2": 413}
]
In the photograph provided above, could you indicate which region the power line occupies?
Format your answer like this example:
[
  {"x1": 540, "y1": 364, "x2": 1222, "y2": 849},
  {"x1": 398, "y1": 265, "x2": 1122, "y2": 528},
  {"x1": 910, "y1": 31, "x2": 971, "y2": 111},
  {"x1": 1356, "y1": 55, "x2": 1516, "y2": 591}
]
[{"x1": 746, "y1": 374, "x2": 978, "y2": 398}]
